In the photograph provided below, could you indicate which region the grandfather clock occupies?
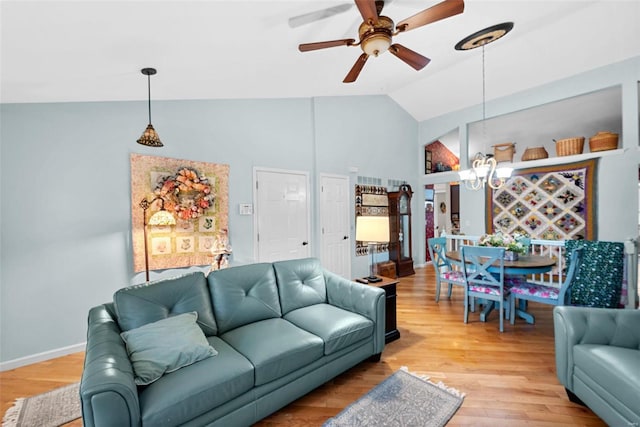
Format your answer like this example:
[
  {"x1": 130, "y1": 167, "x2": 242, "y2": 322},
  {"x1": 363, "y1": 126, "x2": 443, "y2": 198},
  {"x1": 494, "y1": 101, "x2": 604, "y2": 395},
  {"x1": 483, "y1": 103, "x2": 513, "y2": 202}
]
[{"x1": 388, "y1": 184, "x2": 415, "y2": 277}]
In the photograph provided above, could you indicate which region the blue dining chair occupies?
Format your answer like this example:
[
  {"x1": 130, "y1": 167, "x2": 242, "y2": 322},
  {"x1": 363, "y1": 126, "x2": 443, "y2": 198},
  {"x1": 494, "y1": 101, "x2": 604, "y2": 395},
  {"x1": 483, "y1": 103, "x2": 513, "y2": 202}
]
[
  {"x1": 509, "y1": 248, "x2": 584, "y2": 325},
  {"x1": 460, "y1": 245, "x2": 509, "y2": 332},
  {"x1": 428, "y1": 237, "x2": 465, "y2": 302}
]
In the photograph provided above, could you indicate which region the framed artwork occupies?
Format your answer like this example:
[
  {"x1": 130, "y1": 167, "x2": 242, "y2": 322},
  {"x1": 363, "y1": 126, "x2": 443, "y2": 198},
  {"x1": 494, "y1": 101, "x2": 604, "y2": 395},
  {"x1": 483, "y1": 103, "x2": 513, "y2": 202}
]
[
  {"x1": 486, "y1": 159, "x2": 597, "y2": 241},
  {"x1": 425, "y1": 149, "x2": 433, "y2": 174},
  {"x1": 355, "y1": 184, "x2": 388, "y2": 256},
  {"x1": 130, "y1": 153, "x2": 230, "y2": 272}
]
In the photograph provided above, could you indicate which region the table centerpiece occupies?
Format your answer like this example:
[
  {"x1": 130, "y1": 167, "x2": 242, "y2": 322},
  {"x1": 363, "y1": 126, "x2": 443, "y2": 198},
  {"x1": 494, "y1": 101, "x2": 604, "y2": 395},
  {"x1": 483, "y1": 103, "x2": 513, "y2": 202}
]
[{"x1": 478, "y1": 231, "x2": 528, "y2": 261}]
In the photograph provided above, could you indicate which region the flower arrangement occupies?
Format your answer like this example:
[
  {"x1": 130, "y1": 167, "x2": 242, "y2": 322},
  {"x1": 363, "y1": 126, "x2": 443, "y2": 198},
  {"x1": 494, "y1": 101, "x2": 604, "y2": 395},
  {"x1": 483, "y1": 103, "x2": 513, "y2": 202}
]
[
  {"x1": 478, "y1": 231, "x2": 528, "y2": 254},
  {"x1": 154, "y1": 167, "x2": 214, "y2": 220}
]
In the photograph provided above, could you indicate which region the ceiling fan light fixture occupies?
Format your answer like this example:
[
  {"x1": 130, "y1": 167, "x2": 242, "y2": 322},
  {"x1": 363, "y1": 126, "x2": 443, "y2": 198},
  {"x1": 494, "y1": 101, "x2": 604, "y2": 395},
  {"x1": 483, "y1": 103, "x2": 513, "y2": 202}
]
[{"x1": 362, "y1": 33, "x2": 392, "y2": 57}]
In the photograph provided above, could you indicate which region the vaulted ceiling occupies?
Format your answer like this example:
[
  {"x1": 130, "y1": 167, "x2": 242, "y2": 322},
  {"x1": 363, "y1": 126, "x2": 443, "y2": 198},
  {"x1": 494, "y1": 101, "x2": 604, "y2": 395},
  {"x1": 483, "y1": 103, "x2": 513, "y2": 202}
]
[{"x1": 1, "y1": 1, "x2": 639, "y2": 122}]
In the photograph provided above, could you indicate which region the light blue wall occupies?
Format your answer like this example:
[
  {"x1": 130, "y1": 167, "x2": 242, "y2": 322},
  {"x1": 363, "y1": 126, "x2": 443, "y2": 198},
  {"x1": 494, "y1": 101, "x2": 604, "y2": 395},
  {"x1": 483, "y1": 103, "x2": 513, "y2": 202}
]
[
  {"x1": 0, "y1": 95, "x2": 418, "y2": 364},
  {"x1": 312, "y1": 96, "x2": 419, "y2": 276},
  {"x1": 417, "y1": 56, "x2": 640, "y2": 264}
]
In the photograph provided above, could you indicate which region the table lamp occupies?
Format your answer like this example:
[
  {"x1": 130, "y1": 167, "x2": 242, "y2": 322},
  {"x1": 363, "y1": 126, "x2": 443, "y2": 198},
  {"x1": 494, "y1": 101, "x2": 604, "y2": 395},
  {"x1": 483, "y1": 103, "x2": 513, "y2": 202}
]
[{"x1": 356, "y1": 215, "x2": 390, "y2": 283}]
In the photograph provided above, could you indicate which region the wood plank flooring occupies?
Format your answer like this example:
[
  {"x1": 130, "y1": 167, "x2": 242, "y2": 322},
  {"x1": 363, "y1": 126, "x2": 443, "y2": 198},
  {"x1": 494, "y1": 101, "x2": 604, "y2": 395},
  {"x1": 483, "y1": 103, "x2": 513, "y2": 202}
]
[{"x1": 0, "y1": 266, "x2": 604, "y2": 426}]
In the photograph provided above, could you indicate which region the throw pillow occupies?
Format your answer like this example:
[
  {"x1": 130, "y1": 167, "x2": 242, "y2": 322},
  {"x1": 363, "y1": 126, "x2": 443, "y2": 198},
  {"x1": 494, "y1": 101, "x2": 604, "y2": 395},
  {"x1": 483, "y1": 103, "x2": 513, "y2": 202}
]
[{"x1": 120, "y1": 311, "x2": 218, "y2": 385}]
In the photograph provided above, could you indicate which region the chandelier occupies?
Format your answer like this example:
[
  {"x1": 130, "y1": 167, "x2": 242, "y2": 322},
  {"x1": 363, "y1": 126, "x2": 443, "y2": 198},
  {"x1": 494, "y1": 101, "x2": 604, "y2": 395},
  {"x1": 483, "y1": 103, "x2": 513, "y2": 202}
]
[
  {"x1": 458, "y1": 152, "x2": 513, "y2": 190},
  {"x1": 455, "y1": 22, "x2": 514, "y2": 190}
]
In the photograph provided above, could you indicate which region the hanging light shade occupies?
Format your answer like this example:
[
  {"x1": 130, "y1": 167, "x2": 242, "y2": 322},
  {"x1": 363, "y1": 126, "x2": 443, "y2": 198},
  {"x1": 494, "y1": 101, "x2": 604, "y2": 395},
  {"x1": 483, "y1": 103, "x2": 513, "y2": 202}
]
[
  {"x1": 455, "y1": 23, "x2": 514, "y2": 190},
  {"x1": 137, "y1": 67, "x2": 163, "y2": 147}
]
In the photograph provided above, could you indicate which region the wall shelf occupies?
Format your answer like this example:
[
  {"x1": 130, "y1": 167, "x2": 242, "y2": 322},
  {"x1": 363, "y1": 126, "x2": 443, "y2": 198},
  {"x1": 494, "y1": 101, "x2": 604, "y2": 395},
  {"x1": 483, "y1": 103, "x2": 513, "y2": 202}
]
[
  {"x1": 423, "y1": 148, "x2": 625, "y2": 185},
  {"x1": 497, "y1": 147, "x2": 624, "y2": 170}
]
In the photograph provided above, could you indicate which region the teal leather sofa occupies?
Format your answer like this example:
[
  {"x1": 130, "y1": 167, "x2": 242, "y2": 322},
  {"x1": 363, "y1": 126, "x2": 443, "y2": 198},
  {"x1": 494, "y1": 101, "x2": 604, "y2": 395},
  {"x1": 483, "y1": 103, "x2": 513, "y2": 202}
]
[
  {"x1": 80, "y1": 258, "x2": 385, "y2": 427},
  {"x1": 553, "y1": 306, "x2": 640, "y2": 426}
]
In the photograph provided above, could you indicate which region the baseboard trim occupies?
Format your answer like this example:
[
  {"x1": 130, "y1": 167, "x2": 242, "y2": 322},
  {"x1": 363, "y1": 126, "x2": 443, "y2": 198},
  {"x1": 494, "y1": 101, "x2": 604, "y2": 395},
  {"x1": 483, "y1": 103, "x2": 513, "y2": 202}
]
[{"x1": 0, "y1": 342, "x2": 86, "y2": 372}]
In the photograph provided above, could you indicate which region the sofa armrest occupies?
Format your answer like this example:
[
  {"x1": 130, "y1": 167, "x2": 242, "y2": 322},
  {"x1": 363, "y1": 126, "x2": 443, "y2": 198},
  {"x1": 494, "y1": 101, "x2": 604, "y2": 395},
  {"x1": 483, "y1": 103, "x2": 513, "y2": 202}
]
[
  {"x1": 324, "y1": 270, "x2": 386, "y2": 354},
  {"x1": 553, "y1": 306, "x2": 640, "y2": 390},
  {"x1": 81, "y1": 304, "x2": 141, "y2": 427}
]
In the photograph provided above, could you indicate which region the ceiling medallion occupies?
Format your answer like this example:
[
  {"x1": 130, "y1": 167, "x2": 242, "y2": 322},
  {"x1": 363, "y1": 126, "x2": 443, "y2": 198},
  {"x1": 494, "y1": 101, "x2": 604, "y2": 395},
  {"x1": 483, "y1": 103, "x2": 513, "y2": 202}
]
[{"x1": 455, "y1": 22, "x2": 514, "y2": 51}]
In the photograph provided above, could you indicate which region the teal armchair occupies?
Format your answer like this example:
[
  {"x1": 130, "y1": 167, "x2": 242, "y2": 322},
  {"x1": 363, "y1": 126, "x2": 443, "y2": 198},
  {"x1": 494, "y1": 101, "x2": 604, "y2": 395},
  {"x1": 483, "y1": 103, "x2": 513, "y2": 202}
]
[{"x1": 554, "y1": 306, "x2": 640, "y2": 426}]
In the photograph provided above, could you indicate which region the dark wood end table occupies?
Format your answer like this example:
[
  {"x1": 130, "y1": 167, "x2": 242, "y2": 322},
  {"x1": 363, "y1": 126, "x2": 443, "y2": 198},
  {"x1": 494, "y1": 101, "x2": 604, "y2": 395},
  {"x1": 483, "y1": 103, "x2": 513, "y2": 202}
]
[{"x1": 364, "y1": 276, "x2": 400, "y2": 343}]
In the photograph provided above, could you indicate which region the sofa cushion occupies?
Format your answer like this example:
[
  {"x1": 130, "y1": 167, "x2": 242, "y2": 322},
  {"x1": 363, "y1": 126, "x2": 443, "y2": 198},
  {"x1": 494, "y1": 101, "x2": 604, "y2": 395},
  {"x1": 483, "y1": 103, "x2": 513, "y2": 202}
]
[
  {"x1": 221, "y1": 318, "x2": 324, "y2": 386},
  {"x1": 284, "y1": 304, "x2": 373, "y2": 355},
  {"x1": 574, "y1": 344, "x2": 640, "y2": 415},
  {"x1": 273, "y1": 258, "x2": 327, "y2": 314},
  {"x1": 208, "y1": 263, "x2": 282, "y2": 334},
  {"x1": 138, "y1": 336, "x2": 254, "y2": 427},
  {"x1": 114, "y1": 271, "x2": 217, "y2": 336},
  {"x1": 120, "y1": 312, "x2": 217, "y2": 386}
]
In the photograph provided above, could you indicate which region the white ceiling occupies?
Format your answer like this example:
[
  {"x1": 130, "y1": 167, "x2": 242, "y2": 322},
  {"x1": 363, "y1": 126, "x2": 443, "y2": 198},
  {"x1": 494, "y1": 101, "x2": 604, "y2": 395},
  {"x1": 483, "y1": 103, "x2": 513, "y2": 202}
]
[{"x1": 1, "y1": 1, "x2": 639, "y2": 122}]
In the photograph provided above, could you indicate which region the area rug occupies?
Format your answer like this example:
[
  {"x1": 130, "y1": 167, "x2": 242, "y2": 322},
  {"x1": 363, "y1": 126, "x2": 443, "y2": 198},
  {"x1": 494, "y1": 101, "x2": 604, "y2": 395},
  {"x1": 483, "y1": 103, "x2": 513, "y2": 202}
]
[
  {"x1": 2, "y1": 382, "x2": 81, "y2": 427},
  {"x1": 324, "y1": 368, "x2": 464, "y2": 427}
]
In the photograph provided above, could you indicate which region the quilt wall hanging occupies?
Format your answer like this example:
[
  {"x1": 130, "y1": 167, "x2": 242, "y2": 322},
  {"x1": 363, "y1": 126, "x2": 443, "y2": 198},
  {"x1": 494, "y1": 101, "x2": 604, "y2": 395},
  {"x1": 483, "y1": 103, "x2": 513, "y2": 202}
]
[
  {"x1": 355, "y1": 184, "x2": 388, "y2": 256},
  {"x1": 130, "y1": 153, "x2": 229, "y2": 272},
  {"x1": 485, "y1": 159, "x2": 597, "y2": 241}
]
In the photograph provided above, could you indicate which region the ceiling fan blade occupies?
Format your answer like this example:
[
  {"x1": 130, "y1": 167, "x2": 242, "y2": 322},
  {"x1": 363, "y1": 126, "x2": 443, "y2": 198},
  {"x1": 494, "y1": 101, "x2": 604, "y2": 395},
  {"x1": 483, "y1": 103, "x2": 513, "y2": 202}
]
[
  {"x1": 355, "y1": 0, "x2": 378, "y2": 24},
  {"x1": 343, "y1": 53, "x2": 369, "y2": 83},
  {"x1": 396, "y1": 0, "x2": 464, "y2": 33},
  {"x1": 389, "y1": 44, "x2": 431, "y2": 70},
  {"x1": 288, "y1": 4, "x2": 353, "y2": 28},
  {"x1": 299, "y1": 38, "x2": 356, "y2": 52}
]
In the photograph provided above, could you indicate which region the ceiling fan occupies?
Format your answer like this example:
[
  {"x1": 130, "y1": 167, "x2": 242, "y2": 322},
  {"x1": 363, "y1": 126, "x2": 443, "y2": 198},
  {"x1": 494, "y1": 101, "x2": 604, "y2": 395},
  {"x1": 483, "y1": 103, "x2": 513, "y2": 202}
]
[{"x1": 297, "y1": 0, "x2": 465, "y2": 83}]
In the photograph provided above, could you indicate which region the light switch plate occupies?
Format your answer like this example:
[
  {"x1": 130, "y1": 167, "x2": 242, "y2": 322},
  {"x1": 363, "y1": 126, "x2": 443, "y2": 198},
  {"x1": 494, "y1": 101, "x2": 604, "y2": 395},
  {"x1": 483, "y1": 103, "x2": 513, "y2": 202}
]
[{"x1": 239, "y1": 204, "x2": 253, "y2": 215}]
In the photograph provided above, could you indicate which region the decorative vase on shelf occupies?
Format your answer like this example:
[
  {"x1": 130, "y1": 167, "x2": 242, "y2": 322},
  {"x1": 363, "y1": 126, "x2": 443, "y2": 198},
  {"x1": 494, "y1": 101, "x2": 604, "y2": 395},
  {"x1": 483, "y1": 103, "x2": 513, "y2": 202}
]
[{"x1": 504, "y1": 250, "x2": 519, "y2": 261}]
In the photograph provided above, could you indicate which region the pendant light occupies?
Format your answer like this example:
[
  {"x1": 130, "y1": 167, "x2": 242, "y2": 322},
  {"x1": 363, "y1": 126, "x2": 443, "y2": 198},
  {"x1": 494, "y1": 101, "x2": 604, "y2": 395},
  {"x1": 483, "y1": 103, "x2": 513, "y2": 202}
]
[
  {"x1": 136, "y1": 67, "x2": 163, "y2": 147},
  {"x1": 455, "y1": 23, "x2": 514, "y2": 190}
]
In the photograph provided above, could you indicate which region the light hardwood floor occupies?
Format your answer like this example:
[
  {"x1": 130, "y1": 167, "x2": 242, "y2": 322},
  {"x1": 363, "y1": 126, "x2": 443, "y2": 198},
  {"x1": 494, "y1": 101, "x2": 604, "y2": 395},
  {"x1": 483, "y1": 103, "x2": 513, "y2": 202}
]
[{"x1": 0, "y1": 266, "x2": 604, "y2": 426}]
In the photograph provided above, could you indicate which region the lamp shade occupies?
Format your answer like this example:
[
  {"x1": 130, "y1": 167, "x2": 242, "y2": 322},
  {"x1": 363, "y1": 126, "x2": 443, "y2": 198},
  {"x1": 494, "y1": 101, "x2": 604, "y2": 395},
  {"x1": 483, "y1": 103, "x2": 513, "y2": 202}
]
[
  {"x1": 137, "y1": 124, "x2": 163, "y2": 147},
  {"x1": 148, "y1": 209, "x2": 176, "y2": 226},
  {"x1": 356, "y1": 216, "x2": 390, "y2": 243}
]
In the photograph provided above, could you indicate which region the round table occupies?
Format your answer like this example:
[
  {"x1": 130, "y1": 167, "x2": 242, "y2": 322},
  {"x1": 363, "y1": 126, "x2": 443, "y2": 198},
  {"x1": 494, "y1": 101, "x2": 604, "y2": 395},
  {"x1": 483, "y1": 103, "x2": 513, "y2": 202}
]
[
  {"x1": 446, "y1": 251, "x2": 556, "y2": 275},
  {"x1": 445, "y1": 250, "x2": 557, "y2": 324}
]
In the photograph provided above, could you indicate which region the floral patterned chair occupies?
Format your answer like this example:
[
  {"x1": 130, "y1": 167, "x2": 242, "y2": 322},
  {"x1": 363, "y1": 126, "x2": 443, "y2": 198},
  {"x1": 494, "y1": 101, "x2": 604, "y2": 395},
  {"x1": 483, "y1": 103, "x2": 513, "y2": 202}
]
[
  {"x1": 509, "y1": 248, "x2": 584, "y2": 325},
  {"x1": 460, "y1": 245, "x2": 509, "y2": 332},
  {"x1": 428, "y1": 237, "x2": 466, "y2": 302}
]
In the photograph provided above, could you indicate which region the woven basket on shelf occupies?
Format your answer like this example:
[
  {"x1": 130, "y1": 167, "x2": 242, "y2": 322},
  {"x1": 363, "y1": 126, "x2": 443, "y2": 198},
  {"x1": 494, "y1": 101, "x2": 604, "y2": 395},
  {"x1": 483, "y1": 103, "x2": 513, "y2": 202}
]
[
  {"x1": 555, "y1": 137, "x2": 585, "y2": 157},
  {"x1": 493, "y1": 142, "x2": 515, "y2": 162},
  {"x1": 521, "y1": 146, "x2": 549, "y2": 161},
  {"x1": 589, "y1": 131, "x2": 618, "y2": 152}
]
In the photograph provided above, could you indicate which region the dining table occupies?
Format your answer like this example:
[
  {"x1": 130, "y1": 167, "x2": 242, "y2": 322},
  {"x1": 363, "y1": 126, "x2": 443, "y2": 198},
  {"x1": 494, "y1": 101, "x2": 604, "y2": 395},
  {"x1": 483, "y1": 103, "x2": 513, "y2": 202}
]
[{"x1": 446, "y1": 250, "x2": 557, "y2": 324}]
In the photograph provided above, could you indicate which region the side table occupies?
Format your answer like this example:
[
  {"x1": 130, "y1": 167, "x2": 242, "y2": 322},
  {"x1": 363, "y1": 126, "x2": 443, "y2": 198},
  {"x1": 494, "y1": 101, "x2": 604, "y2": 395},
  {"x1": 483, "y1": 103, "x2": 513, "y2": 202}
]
[{"x1": 364, "y1": 276, "x2": 400, "y2": 343}]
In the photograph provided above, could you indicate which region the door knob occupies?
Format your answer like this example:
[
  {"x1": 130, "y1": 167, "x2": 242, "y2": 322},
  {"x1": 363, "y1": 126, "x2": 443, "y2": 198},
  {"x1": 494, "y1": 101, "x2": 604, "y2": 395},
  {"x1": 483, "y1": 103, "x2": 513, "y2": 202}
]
[
  {"x1": 302, "y1": 241, "x2": 309, "y2": 246},
  {"x1": 343, "y1": 236, "x2": 349, "y2": 240}
]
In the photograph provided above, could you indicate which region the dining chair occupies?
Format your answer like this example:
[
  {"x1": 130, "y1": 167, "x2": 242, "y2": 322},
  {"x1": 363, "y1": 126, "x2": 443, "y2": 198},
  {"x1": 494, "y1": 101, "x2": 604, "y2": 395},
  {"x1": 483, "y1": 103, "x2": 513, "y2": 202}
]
[
  {"x1": 428, "y1": 237, "x2": 465, "y2": 302},
  {"x1": 509, "y1": 248, "x2": 584, "y2": 325},
  {"x1": 460, "y1": 245, "x2": 509, "y2": 332}
]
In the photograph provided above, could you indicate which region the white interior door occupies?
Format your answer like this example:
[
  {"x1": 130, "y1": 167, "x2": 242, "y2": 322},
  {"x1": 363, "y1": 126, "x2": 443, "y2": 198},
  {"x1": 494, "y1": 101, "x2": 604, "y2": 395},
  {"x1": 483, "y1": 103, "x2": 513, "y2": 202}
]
[
  {"x1": 320, "y1": 174, "x2": 351, "y2": 279},
  {"x1": 255, "y1": 168, "x2": 310, "y2": 262}
]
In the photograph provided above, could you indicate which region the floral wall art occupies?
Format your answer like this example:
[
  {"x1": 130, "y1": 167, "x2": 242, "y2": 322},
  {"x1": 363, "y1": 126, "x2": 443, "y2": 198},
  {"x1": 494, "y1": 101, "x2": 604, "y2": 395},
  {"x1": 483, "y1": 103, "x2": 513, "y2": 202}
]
[{"x1": 131, "y1": 153, "x2": 229, "y2": 272}]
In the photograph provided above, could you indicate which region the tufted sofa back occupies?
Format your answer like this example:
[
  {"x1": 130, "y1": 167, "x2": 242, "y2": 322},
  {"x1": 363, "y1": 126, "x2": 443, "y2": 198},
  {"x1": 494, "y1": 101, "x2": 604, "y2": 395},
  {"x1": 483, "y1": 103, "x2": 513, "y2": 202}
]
[
  {"x1": 273, "y1": 258, "x2": 327, "y2": 315},
  {"x1": 207, "y1": 262, "x2": 282, "y2": 334},
  {"x1": 114, "y1": 271, "x2": 218, "y2": 336}
]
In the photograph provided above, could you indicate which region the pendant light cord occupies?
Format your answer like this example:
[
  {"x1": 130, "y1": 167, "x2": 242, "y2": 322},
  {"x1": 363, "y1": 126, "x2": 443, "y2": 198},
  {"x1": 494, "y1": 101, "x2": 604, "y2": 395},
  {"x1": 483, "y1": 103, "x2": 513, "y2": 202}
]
[
  {"x1": 482, "y1": 44, "x2": 486, "y2": 152},
  {"x1": 147, "y1": 73, "x2": 152, "y2": 125}
]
